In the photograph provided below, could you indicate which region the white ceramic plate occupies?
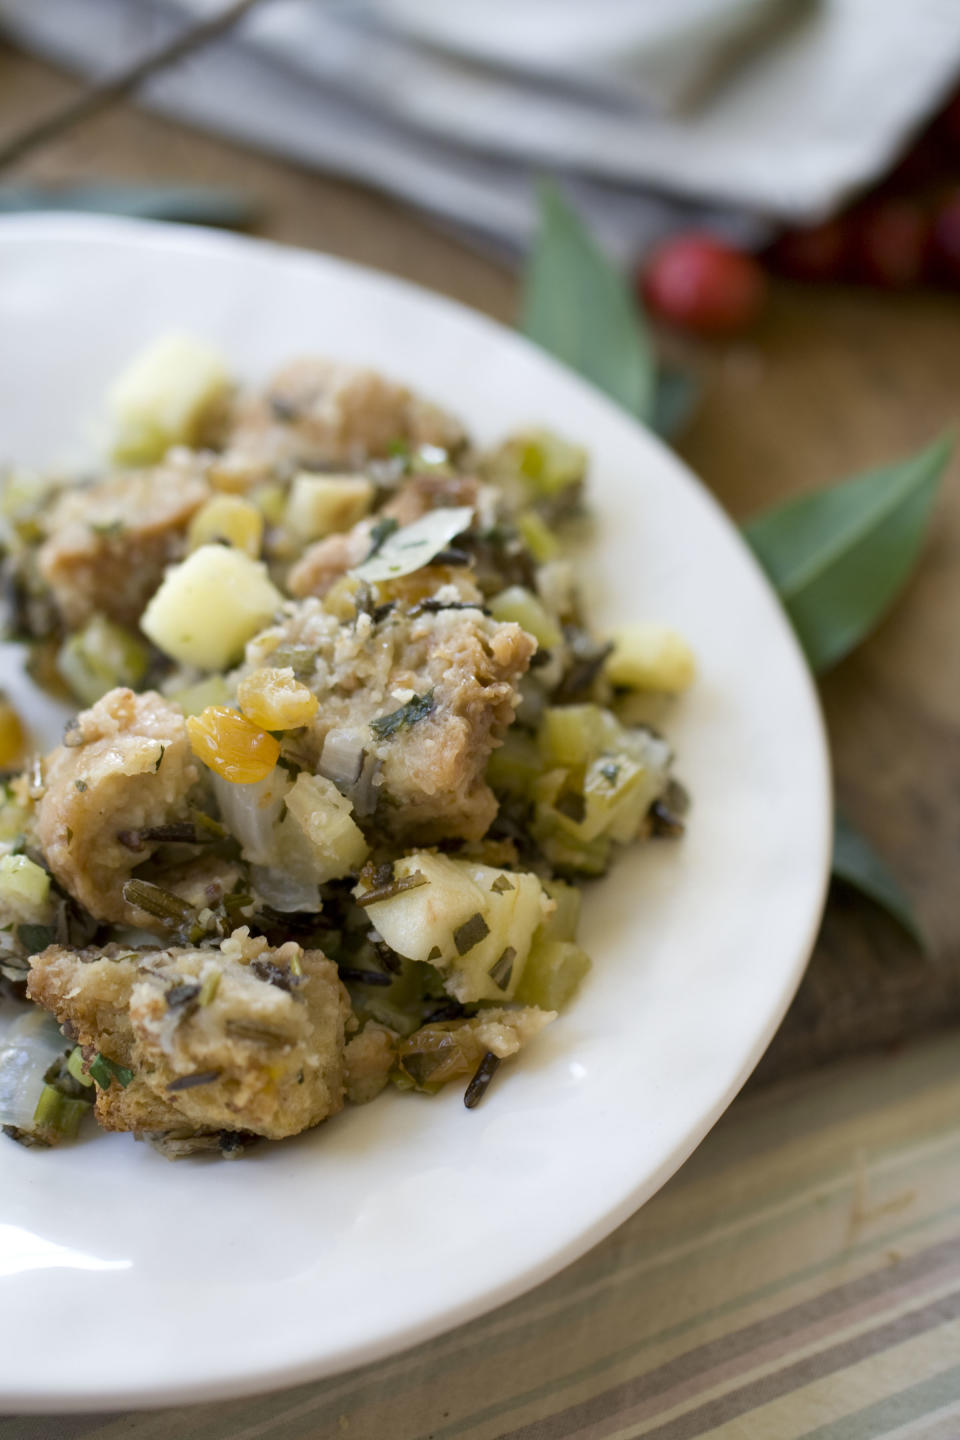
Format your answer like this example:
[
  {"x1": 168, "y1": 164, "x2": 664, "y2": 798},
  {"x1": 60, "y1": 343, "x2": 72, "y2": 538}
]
[{"x1": 0, "y1": 215, "x2": 830, "y2": 1413}]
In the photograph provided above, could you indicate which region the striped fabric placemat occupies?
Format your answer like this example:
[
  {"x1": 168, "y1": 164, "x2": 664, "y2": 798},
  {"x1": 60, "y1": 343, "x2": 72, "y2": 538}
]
[{"x1": 6, "y1": 1029, "x2": 960, "y2": 1440}]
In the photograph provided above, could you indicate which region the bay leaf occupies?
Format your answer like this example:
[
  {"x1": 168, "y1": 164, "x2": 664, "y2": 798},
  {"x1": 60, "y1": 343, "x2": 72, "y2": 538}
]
[
  {"x1": 520, "y1": 182, "x2": 655, "y2": 423},
  {"x1": 0, "y1": 184, "x2": 258, "y2": 230},
  {"x1": 743, "y1": 434, "x2": 952, "y2": 673},
  {"x1": 652, "y1": 366, "x2": 700, "y2": 440},
  {"x1": 832, "y1": 813, "x2": 926, "y2": 948}
]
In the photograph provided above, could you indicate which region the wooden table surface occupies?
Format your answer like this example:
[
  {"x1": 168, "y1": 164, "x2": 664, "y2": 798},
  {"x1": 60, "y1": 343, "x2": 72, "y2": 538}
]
[{"x1": 0, "y1": 42, "x2": 958, "y2": 1076}]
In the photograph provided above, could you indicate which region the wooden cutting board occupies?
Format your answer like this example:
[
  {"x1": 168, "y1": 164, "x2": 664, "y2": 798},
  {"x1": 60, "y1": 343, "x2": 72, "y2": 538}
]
[{"x1": 0, "y1": 44, "x2": 957, "y2": 1080}]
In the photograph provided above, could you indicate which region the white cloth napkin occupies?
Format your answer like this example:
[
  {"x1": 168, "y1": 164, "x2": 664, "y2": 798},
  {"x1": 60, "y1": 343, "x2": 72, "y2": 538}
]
[{"x1": 4, "y1": 0, "x2": 960, "y2": 260}]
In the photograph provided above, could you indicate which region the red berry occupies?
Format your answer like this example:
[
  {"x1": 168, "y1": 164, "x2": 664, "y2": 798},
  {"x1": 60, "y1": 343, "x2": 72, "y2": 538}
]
[
  {"x1": 769, "y1": 219, "x2": 849, "y2": 282},
  {"x1": 848, "y1": 199, "x2": 930, "y2": 288},
  {"x1": 929, "y1": 191, "x2": 960, "y2": 284},
  {"x1": 640, "y1": 234, "x2": 766, "y2": 335}
]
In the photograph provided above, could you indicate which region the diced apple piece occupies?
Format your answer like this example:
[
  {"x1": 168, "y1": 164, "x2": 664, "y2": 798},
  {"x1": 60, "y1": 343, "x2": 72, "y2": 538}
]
[
  {"x1": 108, "y1": 334, "x2": 231, "y2": 465},
  {"x1": 282, "y1": 774, "x2": 369, "y2": 883},
  {"x1": 285, "y1": 474, "x2": 375, "y2": 543},
  {"x1": 355, "y1": 851, "x2": 553, "y2": 1003},
  {"x1": 141, "y1": 544, "x2": 282, "y2": 670},
  {"x1": 605, "y1": 622, "x2": 695, "y2": 693}
]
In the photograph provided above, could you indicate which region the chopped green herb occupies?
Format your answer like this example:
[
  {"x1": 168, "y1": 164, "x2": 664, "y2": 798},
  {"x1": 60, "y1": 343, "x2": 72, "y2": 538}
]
[
  {"x1": 198, "y1": 970, "x2": 221, "y2": 1006},
  {"x1": 401, "y1": 1049, "x2": 450, "y2": 1088},
  {"x1": 427, "y1": 945, "x2": 442, "y2": 962},
  {"x1": 251, "y1": 958, "x2": 300, "y2": 992},
  {"x1": 165, "y1": 981, "x2": 202, "y2": 1009},
  {"x1": 599, "y1": 760, "x2": 620, "y2": 785},
  {"x1": 16, "y1": 923, "x2": 54, "y2": 954},
  {"x1": 337, "y1": 966, "x2": 393, "y2": 988},
  {"x1": 224, "y1": 1019, "x2": 289, "y2": 1046},
  {"x1": 370, "y1": 690, "x2": 435, "y2": 740},
  {"x1": 87, "y1": 1052, "x2": 134, "y2": 1090},
  {"x1": 490, "y1": 874, "x2": 515, "y2": 894},
  {"x1": 122, "y1": 878, "x2": 195, "y2": 925},
  {"x1": 488, "y1": 947, "x2": 517, "y2": 990},
  {"x1": 74, "y1": 779, "x2": 88, "y2": 792},
  {"x1": 189, "y1": 807, "x2": 227, "y2": 840},
  {"x1": 153, "y1": 745, "x2": 166, "y2": 772},
  {"x1": 356, "y1": 871, "x2": 429, "y2": 907},
  {"x1": 167, "y1": 1070, "x2": 220, "y2": 1093},
  {"x1": 365, "y1": 516, "x2": 399, "y2": 560},
  {"x1": 453, "y1": 912, "x2": 490, "y2": 956}
]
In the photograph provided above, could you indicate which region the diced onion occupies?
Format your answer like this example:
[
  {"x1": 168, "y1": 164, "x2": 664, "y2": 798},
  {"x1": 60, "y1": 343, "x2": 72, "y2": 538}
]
[
  {"x1": 250, "y1": 866, "x2": 320, "y2": 914},
  {"x1": 211, "y1": 770, "x2": 289, "y2": 867},
  {"x1": 317, "y1": 728, "x2": 365, "y2": 791},
  {"x1": 0, "y1": 1009, "x2": 66, "y2": 1130}
]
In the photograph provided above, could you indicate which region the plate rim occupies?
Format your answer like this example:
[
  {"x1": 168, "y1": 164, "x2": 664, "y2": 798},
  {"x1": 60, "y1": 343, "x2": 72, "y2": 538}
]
[{"x1": 0, "y1": 211, "x2": 833, "y2": 1412}]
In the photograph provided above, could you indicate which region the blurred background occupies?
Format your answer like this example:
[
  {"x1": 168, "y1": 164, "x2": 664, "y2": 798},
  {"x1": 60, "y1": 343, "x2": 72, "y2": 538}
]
[{"x1": 4, "y1": 0, "x2": 960, "y2": 295}]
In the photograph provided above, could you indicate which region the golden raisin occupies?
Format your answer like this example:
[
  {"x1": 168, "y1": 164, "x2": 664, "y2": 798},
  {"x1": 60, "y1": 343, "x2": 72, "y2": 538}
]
[
  {"x1": 186, "y1": 706, "x2": 280, "y2": 784},
  {"x1": 236, "y1": 667, "x2": 318, "y2": 731}
]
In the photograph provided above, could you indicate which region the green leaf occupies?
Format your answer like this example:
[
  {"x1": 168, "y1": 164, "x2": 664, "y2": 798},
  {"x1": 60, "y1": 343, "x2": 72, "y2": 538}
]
[
  {"x1": 832, "y1": 813, "x2": 926, "y2": 949},
  {"x1": 520, "y1": 182, "x2": 655, "y2": 422},
  {"x1": 652, "y1": 367, "x2": 700, "y2": 440},
  {"x1": 743, "y1": 434, "x2": 952, "y2": 672},
  {"x1": 0, "y1": 184, "x2": 259, "y2": 230}
]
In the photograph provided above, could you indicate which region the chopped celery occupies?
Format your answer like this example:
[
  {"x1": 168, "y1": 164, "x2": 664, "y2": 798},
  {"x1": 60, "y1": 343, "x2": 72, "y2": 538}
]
[
  {"x1": 66, "y1": 1046, "x2": 95, "y2": 1087},
  {"x1": 56, "y1": 615, "x2": 150, "y2": 706},
  {"x1": 486, "y1": 729, "x2": 543, "y2": 798},
  {"x1": 348, "y1": 960, "x2": 439, "y2": 1038},
  {"x1": 0, "y1": 853, "x2": 52, "y2": 924},
  {"x1": 0, "y1": 786, "x2": 28, "y2": 844},
  {"x1": 488, "y1": 586, "x2": 563, "y2": 651},
  {"x1": 541, "y1": 879, "x2": 581, "y2": 941},
  {"x1": 530, "y1": 704, "x2": 674, "y2": 873},
  {"x1": 355, "y1": 851, "x2": 551, "y2": 1004},
  {"x1": 516, "y1": 509, "x2": 560, "y2": 562},
  {"x1": 32, "y1": 1084, "x2": 91, "y2": 1143},
  {"x1": 531, "y1": 807, "x2": 612, "y2": 877},
  {"x1": 518, "y1": 432, "x2": 587, "y2": 495},
  {"x1": 168, "y1": 673, "x2": 230, "y2": 717},
  {"x1": 538, "y1": 704, "x2": 614, "y2": 769},
  {"x1": 491, "y1": 430, "x2": 587, "y2": 500},
  {"x1": 514, "y1": 939, "x2": 591, "y2": 1011}
]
